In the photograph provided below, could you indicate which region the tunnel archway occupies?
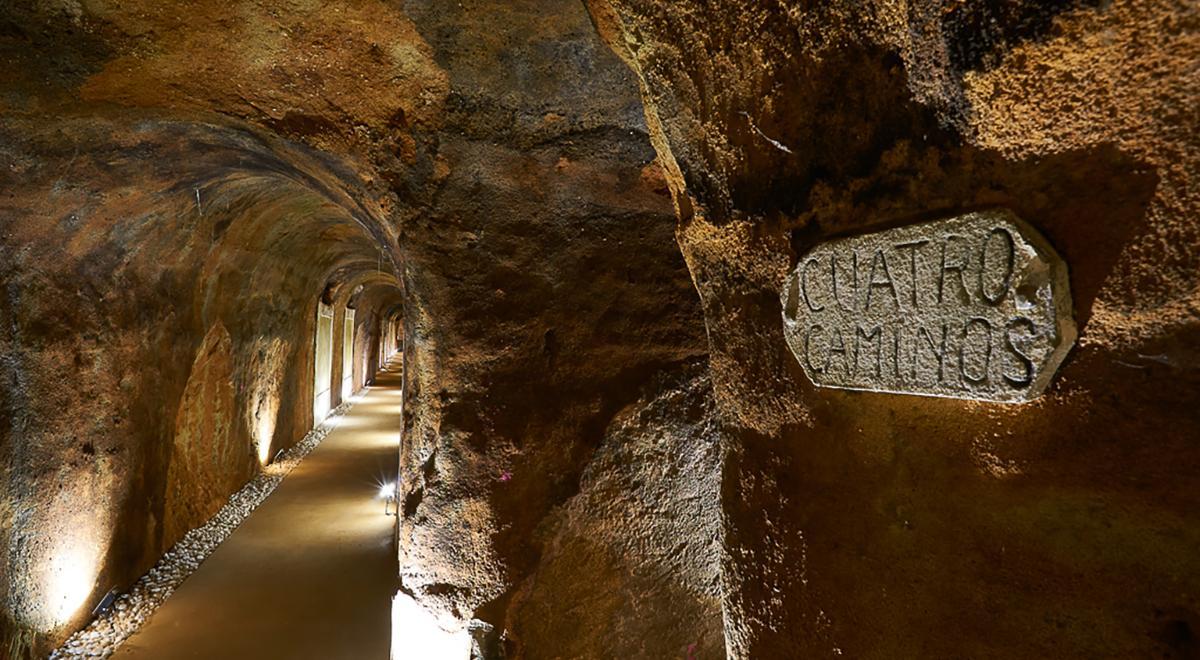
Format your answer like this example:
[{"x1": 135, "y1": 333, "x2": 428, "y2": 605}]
[
  {"x1": 0, "y1": 112, "x2": 412, "y2": 650},
  {"x1": 0, "y1": 1, "x2": 705, "y2": 656},
  {"x1": 341, "y1": 307, "x2": 356, "y2": 402},
  {"x1": 313, "y1": 300, "x2": 335, "y2": 425}
]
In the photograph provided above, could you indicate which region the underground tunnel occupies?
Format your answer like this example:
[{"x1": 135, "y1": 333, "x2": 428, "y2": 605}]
[{"x1": 0, "y1": 0, "x2": 1198, "y2": 658}]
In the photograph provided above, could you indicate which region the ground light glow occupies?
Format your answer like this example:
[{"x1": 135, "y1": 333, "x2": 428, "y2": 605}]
[
  {"x1": 378, "y1": 481, "x2": 398, "y2": 515},
  {"x1": 254, "y1": 396, "x2": 279, "y2": 464},
  {"x1": 30, "y1": 490, "x2": 112, "y2": 632},
  {"x1": 44, "y1": 542, "x2": 99, "y2": 628},
  {"x1": 390, "y1": 592, "x2": 470, "y2": 660}
]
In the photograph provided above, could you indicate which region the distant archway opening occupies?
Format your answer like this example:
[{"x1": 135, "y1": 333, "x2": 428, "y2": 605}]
[
  {"x1": 341, "y1": 306, "x2": 356, "y2": 401},
  {"x1": 314, "y1": 300, "x2": 336, "y2": 425},
  {"x1": 379, "y1": 308, "x2": 403, "y2": 369}
]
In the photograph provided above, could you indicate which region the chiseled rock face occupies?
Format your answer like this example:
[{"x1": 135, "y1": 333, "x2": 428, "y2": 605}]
[
  {"x1": 164, "y1": 322, "x2": 257, "y2": 547},
  {"x1": 505, "y1": 364, "x2": 724, "y2": 659},
  {"x1": 589, "y1": 0, "x2": 1200, "y2": 657},
  {"x1": 0, "y1": 0, "x2": 705, "y2": 656},
  {"x1": 782, "y1": 210, "x2": 1075, "y2": 402},
  {"x1": 393, "y1": 0, "x2": 707, "y2": 643}
]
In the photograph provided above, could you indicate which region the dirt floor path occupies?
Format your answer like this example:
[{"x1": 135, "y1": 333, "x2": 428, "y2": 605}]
[{"x1": 114, "y1": 361, "x2": 403, "y2": 660}]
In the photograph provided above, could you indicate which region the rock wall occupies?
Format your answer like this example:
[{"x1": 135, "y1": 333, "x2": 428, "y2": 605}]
[
  {"x1": 393, "y1": 0, "x2": 708, "y2": 638},
  {"x1": 587, "y1": 0, "x2": 1200, "y2": 657},
  {"x1": 163, "y1": 321, "x2": 255, "y2": 547},
  {"x1": 0, "y1": 0, "x2": 708, "y2": 656},
  {"x1": 7, "y1": 0, "x2": 1192, "y2": 657},
  {"x1": 0, "y1": 113, "x2": 403, "y2": 655},
  {"x1": 505, "y1": 362, "x2": 724, "y2": 659}
]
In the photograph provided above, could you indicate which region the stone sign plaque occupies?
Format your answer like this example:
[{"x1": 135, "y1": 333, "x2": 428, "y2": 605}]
[{"x1": 781, "y1": 210, "x2": 1075, "y2": 403}]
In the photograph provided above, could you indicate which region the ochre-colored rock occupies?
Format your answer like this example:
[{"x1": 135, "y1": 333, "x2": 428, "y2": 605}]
[
  {"x1": 163, "y1": 322, "x2": 257, "y2": 547},
  {"x1": 588, "y1": 0, "x2": 1200, "y2": 657},
  {"x1": 0, "y1": 0, "x2": 704, "y2": 656},
  {"x1": 392, "y1": 0, "x2": 707, "y2": 641},
  {"x1": 1, "y1": 1, "x2": 1197, "y2": 658},
  {"x1": 505, "y1": 363, "x2": 724, "y2": 659}
]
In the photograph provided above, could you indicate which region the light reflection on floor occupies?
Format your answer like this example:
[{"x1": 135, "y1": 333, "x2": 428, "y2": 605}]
[{"x1": 110, "y1": 358, "x2": 407, "y2": 658}]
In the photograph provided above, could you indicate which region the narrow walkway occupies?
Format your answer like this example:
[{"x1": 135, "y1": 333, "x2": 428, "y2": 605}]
[{"x1": 114, "y1": 360, "x2": 403, "y2": 659}]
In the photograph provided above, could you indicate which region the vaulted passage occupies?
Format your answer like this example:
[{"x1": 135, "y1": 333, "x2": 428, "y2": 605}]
[
  {"x1": 115, "y1": 359, "x2": 403, "y2": 660},
  {"x1": 2, "y1": 1, "x2": 1199, "y2": 659}
]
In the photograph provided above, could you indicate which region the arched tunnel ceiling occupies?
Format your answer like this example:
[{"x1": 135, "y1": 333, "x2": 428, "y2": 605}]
[
  {"x1": 0, "y1": 3, "x2": 708, "y2": 654},
  {"x1": 1, "y1": 0, "x2": 419, "y2": 300},
  {"x1": 0, "y1": 112, "x2": 403, "y2": 296}
]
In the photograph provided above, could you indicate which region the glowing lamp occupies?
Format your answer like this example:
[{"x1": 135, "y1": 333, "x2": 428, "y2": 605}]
[{"x1": 378, "y1": 481, "x2": 398, "y2": 515}]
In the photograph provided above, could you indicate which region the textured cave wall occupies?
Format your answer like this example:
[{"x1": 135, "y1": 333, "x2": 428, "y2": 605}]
[
  {"x1": 5, "y1": 1, "x2": 1193, "y2": 659},
  {"x1": 588, "y1": 0, "x2": 1200, "y2": 657},
  {"x1": 0, "y1": 1, "x2": 429, "y2": 652},
  {"x1": 354, "y1": 306, "x2": 385, "y2": 391},
  {"x1": 393, "y1": 0, "x2": 708, "y2": 641},
  {"x1": 331, "y1": 303, "x2": 350, "y2": 410},
  {"x1": 1, "y1": 0, "x2": 713, "y2": 656},
  {"x1": 0, "y1": 113, "x2": 403, "y2": 654},
  {"x1": 505, "y1": 361, "x2": 724, "y2": 659}
]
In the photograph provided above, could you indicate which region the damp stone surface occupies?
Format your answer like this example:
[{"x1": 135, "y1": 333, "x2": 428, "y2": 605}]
[{"x1": 782, "y1": 209, "x2": 1075, "y2": 403}]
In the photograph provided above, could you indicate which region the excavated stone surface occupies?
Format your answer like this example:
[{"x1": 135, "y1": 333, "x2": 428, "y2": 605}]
[
  {"x1": 589, "y1": 0, "x2": 1200, "y2": 657},
  {"x1": 0, "y1": 112, "x2": 405, "y2": 656},
  {"x1": 393, "y1": 0, "x2": 707, "y2": 645},
  {"x1": 4, "y1": 0, "x2": 1195, "y2": 658},
  {"x1": 782, "y1": 209, "x2": 1075, "y2": 402},
  {"x1": 505, "y1": 363, "x2": 724, "y2": 659},
  {"x1": 0, "y1": 1, "x2": 705, "y2": 657}
]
